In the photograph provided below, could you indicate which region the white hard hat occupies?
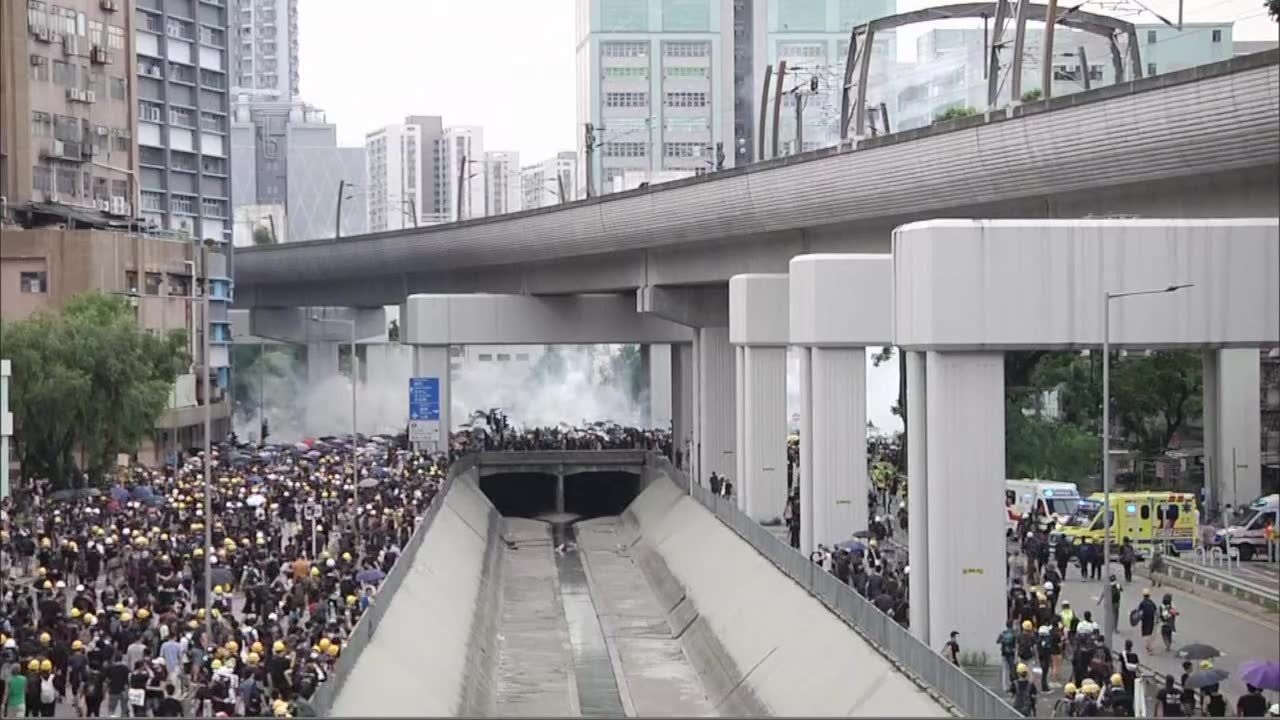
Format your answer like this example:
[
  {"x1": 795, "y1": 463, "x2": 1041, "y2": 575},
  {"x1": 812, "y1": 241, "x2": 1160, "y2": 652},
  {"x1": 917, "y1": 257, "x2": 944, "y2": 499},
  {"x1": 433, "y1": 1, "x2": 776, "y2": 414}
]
[{"x1": 1044, "y1": 581, "x2": 1054, "y2": 590}]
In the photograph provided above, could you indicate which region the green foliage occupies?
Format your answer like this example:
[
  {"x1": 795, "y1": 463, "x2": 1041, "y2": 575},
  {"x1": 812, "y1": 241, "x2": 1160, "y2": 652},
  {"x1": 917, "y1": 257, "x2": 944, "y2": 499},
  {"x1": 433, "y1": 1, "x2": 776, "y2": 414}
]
[
  {"x1": 0, "y1": 292, "x2": 189, "y2": 487},
  {"x1": 1270, "y1": 0, "x2": 1279, "y2": 21},
  {"x1": 231, "y1": 344, "x2": 303, "y2": 416},
  {"x1": 607, "y1": 344, "x2": 645, "y2": 405},
  {"x1": 252, "y1": 225, "x2": 274, "y2": 245},
  {"x1": 387, "y1": 319, "x2": 400, "y2": 342},
  {"x1": 936, "y1": 105, "x2": 978, "y2": 122},
  {"x1": 1021, "y1": 88, "x2": 1044, "y2": 102},
  {"x1": 1006, "y1": 407, "x2": 1100, "y2": 483}
]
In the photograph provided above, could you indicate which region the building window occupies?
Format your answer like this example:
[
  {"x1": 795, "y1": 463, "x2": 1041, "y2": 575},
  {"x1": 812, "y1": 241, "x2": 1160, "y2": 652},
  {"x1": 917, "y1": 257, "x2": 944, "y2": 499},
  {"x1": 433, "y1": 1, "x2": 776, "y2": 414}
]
[
  {"x1": 124, "y1": 271, "x2": 139, "y2": 293},
  {"x1": 604, "y1": 91, "x2": 648, "y2": 108},
  {"x1": 199, "y1": 69, "x2": 226, "y2": 89},
  {"x1": 169, "y1": 106, "x2": 194, "y2": 127},
  {"x1": 30, "y1": 55, "x2": 49, "y2": 82},
  {"x1": 1211, "y1": 29, "x2": 1222, "y2": 43},
  {"x1": 112, "y1": 130, "x2": 131, "y2": 153},
  {"x1": 477, "y1": 353, "x2": 493, "y2": 361},
  {"x1": 516, "y1": 353, "x2": 530, "y2": 361},
  {"x1": 171, "y1": 195, "x2": 195, "y2": 214},
  {"x1": 603, "y1": 141, "x2": 647, "y2": 157},
  {"x1": 664, "y1": 141, "x2": 710, "y2": 158},
  {"x1": 167, "y1": 19, "x2": 194, "y2": 40},
  {"x1": 111, "y1": 179, "x2": 127, "y2": 198},
  {"x1": 663, "y1": 41, "x2": 710, "y2": 57},
  {"x1": 201, "y1": 198, "x2": 226, "y2": 217},
  {"x1": 108, "y1": 25, "x2": 125, "y2": 50},
  {"x1": 1147, "y1": 63, "x2": 1157, "y2": 76},
  {"x1": 20, "y1": 271, "x2": 49, "y2": 293},
  {"x1": 603, "y1": 66, "x2": 648, "y2": 79},
  {"x1": 31, "y1": 111, "x2": 53, "y2": 137},
  {"x1": 1088, "y1": 65, "x2": 1104, "y2": 81},
  {"x1": 110, "y1": 76, "x2": 125, "y2": 100},
  {"x1": 89, "y1": 19, "x2": 103, "y2": 47},
  {"x1": 663, "y1": 66, "x2": 707, "y2": 79},
  {"x1": 198, "y1": 26, "x2": 225, "y2": 47},
  {"x1": 199, "y1": 112, "x2": 224, "y2": 132},
  {"x1": 602, "y1": 41, "x2": 648, "y2": 58},
  {"x1": 33, "y1": 165, "x2": 52, "y2": 193},
  {"x1": 496, "y1": 353, "x2": 511, "y2": 361},
  {"x1": 144, "y1": 272, "x2": 163, "y2": 295},
  {"x1": 778, "y1": 42, "x2": 825, "y2": 58},
  {"x1": 664, "y1": 116, "x2": 708, "y2": 132},
  {"x1": 664, "y1": 91, "x2": 708, "y2": 107},
  {"x1": 141, "y1": 191, "x2": 165, "y2": 211},
  {"x1": 1146, "y1": 30, "x2": 1157, "y2": 43}
]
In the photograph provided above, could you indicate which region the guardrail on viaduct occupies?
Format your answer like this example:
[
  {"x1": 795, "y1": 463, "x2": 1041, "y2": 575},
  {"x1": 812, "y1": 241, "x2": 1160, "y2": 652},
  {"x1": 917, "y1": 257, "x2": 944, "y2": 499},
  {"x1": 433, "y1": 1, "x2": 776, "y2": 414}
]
[{"x1": 647, "y1": 454, "x2": 1021, "y2": 718}]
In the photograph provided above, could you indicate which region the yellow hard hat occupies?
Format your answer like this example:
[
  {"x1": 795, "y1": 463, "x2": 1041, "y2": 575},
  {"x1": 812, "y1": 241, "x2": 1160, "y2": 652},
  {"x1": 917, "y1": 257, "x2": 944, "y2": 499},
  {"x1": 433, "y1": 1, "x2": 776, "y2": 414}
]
[
  {"x1": 211, "y1": 659, "x2": 223, "y2": 670},
  {"x1": 120, "y1": 612, "x2": 133, "y2": 622},
  {"x1": 37, "y1": 566, "x2": 47, "y2": 576},
  {"x1": 1016, "y1": 663, "x2": 1028, "y2": 676},
  {"x1": 211, "y1": 608, "x2": 221, "y2": 619},
  {"x1": 39, "y1": 659, "x2": 52, "y2": 672},
  {"x1": 272, "y1": 640, "x2": 286, "y2": 653},
  {"x1": 1200, "y1": 660, "x2": 1214, "y2": 670},
  {"x1": 246, "y1": 652, "x2": 261, "y2": 665},
  {"x1": 317, "y1": 638, "x2": 332, "y2": 652},
  {"x1": 70, "y1": 607, "x2": 82, "y2": 618},
  {"x1": 346, "y1": 595, "x2": 357, "y2": 606},
  {"x1": 310, "y1": 567, "x2": 320, "y2": 577},
  {"x1": 42, "y1": 580, "x2": 53, "y2": 590},
  {"x1": 1021, "y1": 620, "x2": 1033, "y2": 631},
  {"x1": 215, "y1": 647, "x2": 229, "y2": 660},
  {"x1": 225, "y1": 640, "x2": 239, "y2": 653},
  {"x1": 193, "y1": 547, "x2": 204, "y2": 557},
  {"x1": 214, "y1": 585, "x2": 225, "y2": 594},
  {"x1": 1064, "y1": 683, "x2": 1077, "y2": 696},
  {"x1": 1111, "y1": 673, "x2": 1124, "y2": 687},
  {"x1": 39, "y1": 632, "x2": 51, "y2": 645},
  {"x1": 310, "y1": 645, "x2": 320, "y2": 654},
  {"x1": 326, "y1": 644, "x2": 339, "y2": 657},
  {"x1": 251, "y1": 641, "x2": 264, "y2": 654},
  {"x1": 1084, "y1": 684, "x2": 1100, "y2": 696},
  {"x1": 84, "y1": 613, "x2": 96, "y2": 626},
  {"x1": 341, "y1": 552, "x2": 352, "y2": 562},
  {"x1": 72, "y1": 640, "x2": 84, "y2": 651},
  {"x1": 28, "y1": 660, "x2": 40, "y2": 672},
  {"x1": 137, "y1": 608, "x2": 150, "y2": 620},
  {"x1": 40, "y1": 538, "x2": 51, "y2": 548},
  {"x1": 196, "y1": 608, "x2": 206, "y2": 619}
]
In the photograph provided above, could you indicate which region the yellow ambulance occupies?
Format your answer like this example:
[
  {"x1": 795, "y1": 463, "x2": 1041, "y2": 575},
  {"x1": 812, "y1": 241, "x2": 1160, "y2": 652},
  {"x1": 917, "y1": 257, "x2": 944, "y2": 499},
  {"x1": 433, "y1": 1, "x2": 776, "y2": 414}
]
[{"x1": 1052, "y1": 491, "x2": 1199, "y2": 554}]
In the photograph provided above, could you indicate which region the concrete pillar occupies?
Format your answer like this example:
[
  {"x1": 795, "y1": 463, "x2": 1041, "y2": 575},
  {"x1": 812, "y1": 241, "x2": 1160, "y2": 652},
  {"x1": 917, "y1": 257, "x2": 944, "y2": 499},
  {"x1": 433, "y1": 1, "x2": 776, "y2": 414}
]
[
  {"x1": 1204, "y1": 348, "x2": 1262, "y2": 513},
  {"x1": 411, "y1": 345, "x2": 452, "y2": 454},
  {"x1": 555, "y1": 470, "x2": 566, "y2": 513},
  {"x1": 925, "y1": 351, "x2": 1006, "y2": 655},
  {"x1": 305, "y1": 342, "x2": 341, "y2": 436},
  {"x1": 799, "y1": 347, "x2": 814, "y2": 555},
  {"x1": 648, "y1": 343, "x2": 673, "y2": 430},
  {"x1": 906, "y1": 351, "x2": 930, "y2": 644},
  {"x1": 697, "y1": 326, "x2": 735, "y2": 484},
  {"x1": 806, "y1": 347, "x2": 868, "y2": 548},
  {"x1": 735, "y1": 345, "x2": 746, "y2": 508},
  {"x1": 307, "y1": 341, "x2": 340, "y2": 386},
  {"x1": 742, "y1": 346, "x2": 787, "y2": 523},
  {"x1": 671, "y1": 343, "x2": 694, "y2": 469}
]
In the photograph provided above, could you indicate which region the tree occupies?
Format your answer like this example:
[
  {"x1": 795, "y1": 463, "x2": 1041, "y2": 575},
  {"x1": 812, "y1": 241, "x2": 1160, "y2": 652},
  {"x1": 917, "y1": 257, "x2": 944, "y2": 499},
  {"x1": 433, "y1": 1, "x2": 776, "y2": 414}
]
[
  {"x1": 387, "y1": 319, "x2": 400, "y2": 342},
  {"x1": 871, "y1": 347, "x2": 907, "y2": 472},
  {"x1": 252, "y1": 225, "x2": 274, "y2": 245},
  {"x1": 1269, "y1": 0, "x2": 1279, "y2": 21},
  {"x1": 936, "y1": 105, "x2": 978, "y2": 122},
  {"x1": 607, "y1": 344, "x2": 644, "y2": 405},
  {"x1": 0, "y1": 293, "x2": 188, "y2": 487},
  {"x1": 1021, "y1": 88, "x2": 1044, "y2": 103}
]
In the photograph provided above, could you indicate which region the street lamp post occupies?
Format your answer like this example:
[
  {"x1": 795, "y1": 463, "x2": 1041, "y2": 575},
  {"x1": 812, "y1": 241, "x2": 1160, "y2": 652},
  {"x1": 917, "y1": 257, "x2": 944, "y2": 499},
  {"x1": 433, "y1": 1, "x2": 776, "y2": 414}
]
[
  {"x1": 1101, "y1": 282, "x2": 1193, "y2": 649},
  {"x1": 311, "y1": 316, "x2": 359, "y2": 528}
]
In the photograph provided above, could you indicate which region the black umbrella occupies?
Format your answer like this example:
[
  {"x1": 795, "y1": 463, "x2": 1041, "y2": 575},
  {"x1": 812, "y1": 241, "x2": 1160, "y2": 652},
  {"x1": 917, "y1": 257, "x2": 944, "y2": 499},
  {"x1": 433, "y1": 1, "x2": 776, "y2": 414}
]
[
  {"x1": 209, "y1": 568, "x2": 235, "y2": 586},
  {"x1": 1177, "y1": 643, "x2": 1222, "y2": 660},
  {"x1": 1183, "y1": 667, "x2": 1230, "y2": 689}
]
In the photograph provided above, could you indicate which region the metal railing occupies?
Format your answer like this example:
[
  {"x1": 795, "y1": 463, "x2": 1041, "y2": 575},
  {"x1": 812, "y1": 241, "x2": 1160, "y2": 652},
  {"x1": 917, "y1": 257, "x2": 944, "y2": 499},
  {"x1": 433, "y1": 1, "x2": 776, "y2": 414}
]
[
  {"x1": 648, "y1": 455, "x2": 1020, "y2": 718},
  {"x1": 308, "y1": 455, "x2": 471, "y2": 715}
]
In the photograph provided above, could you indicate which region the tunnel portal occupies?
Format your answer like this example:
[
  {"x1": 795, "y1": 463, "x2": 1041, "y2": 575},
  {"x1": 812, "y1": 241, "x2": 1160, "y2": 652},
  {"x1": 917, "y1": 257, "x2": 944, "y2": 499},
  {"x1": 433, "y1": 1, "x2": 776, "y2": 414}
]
[{"x1": 478, "y1": 470, "x2": 642, "y2": 520}]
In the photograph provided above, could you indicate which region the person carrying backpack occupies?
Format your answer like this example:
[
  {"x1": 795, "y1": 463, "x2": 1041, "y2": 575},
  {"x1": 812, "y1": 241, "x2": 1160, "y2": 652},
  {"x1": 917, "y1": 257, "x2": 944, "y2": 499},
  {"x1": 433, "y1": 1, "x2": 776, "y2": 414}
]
[
  {"x1": 1010, "y1": 663, "x2": 1038, "y2": 717},
  {"x1": 997, "y1": 621, "x2": 1018, "y2": 687}
]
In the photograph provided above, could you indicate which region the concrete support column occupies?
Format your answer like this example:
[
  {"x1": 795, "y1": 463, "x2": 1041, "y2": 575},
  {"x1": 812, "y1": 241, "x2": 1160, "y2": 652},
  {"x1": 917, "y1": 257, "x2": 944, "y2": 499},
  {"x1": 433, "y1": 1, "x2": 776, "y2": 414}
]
[
  {"x1": 924, "y1": 351, "x2": 1006, "y2": 653},
  {"x1": 305, "y1": 342, "x2": 341, "y2": 436},
  {"x1": 648, "y1": 344, "x2": 673, "y2": 430},
  {"x1": 1203, "y1": 348, "x2": 1262, "y2": 514},
  {"x1": 671, "y1": 343, "x2": 694, "y2": 469},
  {"x1": 735, "y1": 345, "x2": 746, "y2": 507},
  {"x1": 799, "y1": 347, "x2": 814, "y2": 555},
  {"x1": 806, "y1": 347, "x2": 868, "y2": 548},
  {"x1": 697, "y1": 326, "x2": 735, "y2": 484},
  {"x1": 555, "y1": 470, "x2": 566, "y2": 513},
  {"x1": 411, "y1": 345, "x2": 452, "y2": 454},
  {"x1": 906, "y1": 351, "x2": 930, "y2": 644},
  {"x1": 742, "y1": 346, "x2": 787, "y2": 523}
]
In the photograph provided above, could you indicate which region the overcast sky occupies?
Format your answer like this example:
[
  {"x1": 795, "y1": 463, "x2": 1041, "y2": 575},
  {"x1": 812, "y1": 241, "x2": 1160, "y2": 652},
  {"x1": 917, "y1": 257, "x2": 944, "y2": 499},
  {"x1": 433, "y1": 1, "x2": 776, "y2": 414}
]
[{"x1": 299, "y1": 0, "x2": 1275, "y2": 164}]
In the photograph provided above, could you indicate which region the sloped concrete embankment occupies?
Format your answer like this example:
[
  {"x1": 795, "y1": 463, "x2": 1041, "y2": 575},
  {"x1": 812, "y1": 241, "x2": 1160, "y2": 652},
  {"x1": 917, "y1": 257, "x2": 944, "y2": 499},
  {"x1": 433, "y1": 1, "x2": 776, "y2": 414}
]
[
  {"x1": 330, "y1": 470, "x2": 503, "y2": 716},
  {"x1": 623, "y1": 474, "x2": 951, "y2": 717}
]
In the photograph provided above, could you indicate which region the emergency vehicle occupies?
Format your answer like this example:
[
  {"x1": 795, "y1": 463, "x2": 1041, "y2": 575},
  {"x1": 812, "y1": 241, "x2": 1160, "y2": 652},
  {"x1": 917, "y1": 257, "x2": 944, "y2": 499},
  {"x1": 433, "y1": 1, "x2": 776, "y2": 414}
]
[
  {"x1": 1053, "y1": 491, "x2": 1199, "y2": 553},
  {"x1": 1216, "y1": 494, "x2": 1279, "y2": 561}
]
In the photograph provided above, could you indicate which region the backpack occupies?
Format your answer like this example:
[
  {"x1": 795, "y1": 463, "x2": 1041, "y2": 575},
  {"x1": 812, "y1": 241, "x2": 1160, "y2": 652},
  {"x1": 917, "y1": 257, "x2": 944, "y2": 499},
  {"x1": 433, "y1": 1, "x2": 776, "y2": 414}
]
[
  {"x1": 40, "y1": 676, "x2": 56, "y2": 704},
  {"x1": 998, "y1": 629, "x2": 1017, "y2": 656},
  {"x1": 1013, "y1": 680, "x2": 1035, "y2": 714}
]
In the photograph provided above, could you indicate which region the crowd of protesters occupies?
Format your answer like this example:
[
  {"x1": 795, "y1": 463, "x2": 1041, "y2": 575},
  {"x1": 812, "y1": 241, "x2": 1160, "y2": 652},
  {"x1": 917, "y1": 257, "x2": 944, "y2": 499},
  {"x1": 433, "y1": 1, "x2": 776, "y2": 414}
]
[
  {"x1": 2, "y1": 434, "x2": 445, "y2": 717},
  {"x1": 449, "y1": 409, "x2": 671, "y2": 456}
]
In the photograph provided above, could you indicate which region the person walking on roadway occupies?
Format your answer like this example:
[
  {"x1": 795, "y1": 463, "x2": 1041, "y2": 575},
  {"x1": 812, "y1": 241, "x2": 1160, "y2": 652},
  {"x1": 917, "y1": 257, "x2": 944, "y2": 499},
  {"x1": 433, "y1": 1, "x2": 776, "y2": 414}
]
[{"x1": 1136, "y1": 588, "x2": 1158, "y2": 653}]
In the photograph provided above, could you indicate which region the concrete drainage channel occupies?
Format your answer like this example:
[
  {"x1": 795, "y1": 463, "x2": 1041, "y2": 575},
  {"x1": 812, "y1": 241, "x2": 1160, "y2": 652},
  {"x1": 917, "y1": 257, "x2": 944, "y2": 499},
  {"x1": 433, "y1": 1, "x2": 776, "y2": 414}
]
[{"x1": 552, "y1": 522, "x2": 628, "y2": 717}]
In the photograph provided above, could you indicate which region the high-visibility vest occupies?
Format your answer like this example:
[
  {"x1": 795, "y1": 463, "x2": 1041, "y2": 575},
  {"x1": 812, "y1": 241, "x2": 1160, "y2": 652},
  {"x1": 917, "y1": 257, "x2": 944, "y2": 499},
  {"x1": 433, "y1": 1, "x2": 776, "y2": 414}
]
[{"x1": 1061, "y1": 608, "x2": 1075, "y2": 628}]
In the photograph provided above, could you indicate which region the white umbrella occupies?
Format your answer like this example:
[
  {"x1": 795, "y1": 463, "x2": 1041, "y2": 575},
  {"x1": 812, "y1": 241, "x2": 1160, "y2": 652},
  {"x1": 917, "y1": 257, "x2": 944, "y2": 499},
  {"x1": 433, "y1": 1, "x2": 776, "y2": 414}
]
[{"x1": 245, "y1": 494, "x2": 267, "y2": 508}]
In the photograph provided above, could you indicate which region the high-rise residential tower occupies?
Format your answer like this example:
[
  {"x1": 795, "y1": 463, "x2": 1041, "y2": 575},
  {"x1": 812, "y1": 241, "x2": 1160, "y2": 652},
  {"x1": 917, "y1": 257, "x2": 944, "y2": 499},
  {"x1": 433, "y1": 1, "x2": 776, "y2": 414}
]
[
  {"x1": 482, "y1": 150, "x2": 521, "y2": 217},
  {"x1": 364, "y1": 115, "x2": 445, "y2": 232},
  {"x1": 521, "y1": 152, "x2": 577, "y2": 210},
  {"x1": 231, "y1": 0, "x2": 298, "y2": 104},
  {"x1": 438, "y1": 126, "x2": 484, "y2": 221}
]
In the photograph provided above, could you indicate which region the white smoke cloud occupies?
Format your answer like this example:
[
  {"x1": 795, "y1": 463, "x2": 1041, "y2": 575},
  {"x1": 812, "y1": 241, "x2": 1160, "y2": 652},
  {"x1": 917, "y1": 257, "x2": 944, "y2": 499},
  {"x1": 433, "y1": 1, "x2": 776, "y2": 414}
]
[{"x1": 786, "y1": 347, "x2": 902, "y2": 436}]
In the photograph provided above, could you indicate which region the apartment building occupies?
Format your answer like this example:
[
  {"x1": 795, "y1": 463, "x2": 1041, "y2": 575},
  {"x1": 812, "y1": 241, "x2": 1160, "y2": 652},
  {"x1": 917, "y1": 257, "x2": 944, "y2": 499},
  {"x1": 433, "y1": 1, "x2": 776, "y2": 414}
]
[
  {"x1": 483, "y1": 150, "x2": 521, "y2": 217},
  {"x1": 231, "y1": 0, "x2": 297, "y2": 104},
  {"x1": 1, "y1": 0, "x2": 139, "y2": 222},
  {"x1": 438, "y1": 125, "x2": 485, "y2": 221},
  {"x1": 134, "y1": 0, "x2": 234, "y2": 245},
  {"x1": 520, "y1": 151, "x2": 577, "y2": 210},
  {"x1": 0, "y1": 227, "x2": 234, "y2": 462}
]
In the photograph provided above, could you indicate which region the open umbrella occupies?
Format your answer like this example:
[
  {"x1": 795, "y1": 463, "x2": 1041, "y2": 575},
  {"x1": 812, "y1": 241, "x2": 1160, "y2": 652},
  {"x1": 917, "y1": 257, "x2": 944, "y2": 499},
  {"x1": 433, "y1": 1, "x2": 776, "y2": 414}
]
[
  {"x1": 110, "y1": 485, "x2": 131, "y2": 503},
  {"x1": 357, "y1": 478, "x2": 379, "y2": 489},
  {"x1": 355, "y1": 568, "x2": 386, "y2": 584},
  {"x1": 1239, "y1": 660, "x2": 1280, "y2": 691},
  {"x1": 209, "y1": 567, "x2": 235, "y2": 586},
  {"x1": 245, "y1": 494, "x2": 266, "y2": 508},
  {"x1": 834, "y1": 539, "x2": 865, "y2": 553},
  {"x1": 1178, "y1": 643, "x2": 1222, "y2": 660},
  {"x1": 1183, "y1": 667, "x2": 1230, "y2": 690}
]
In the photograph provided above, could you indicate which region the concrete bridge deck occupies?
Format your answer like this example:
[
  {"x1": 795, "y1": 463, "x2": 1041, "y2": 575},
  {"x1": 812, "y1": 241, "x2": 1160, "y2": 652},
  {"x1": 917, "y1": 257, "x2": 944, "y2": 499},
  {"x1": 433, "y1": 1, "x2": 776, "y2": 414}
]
[{"x1": 475, "y1": 449, "x2": 648, "y2": 477}]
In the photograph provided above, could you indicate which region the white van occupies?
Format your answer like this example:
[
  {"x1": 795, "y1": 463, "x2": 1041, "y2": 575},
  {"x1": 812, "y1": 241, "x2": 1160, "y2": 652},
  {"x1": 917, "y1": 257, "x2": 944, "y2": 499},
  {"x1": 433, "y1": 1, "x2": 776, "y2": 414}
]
[
  {"x1": 1005, "y1": 479, "x2": 1083, "y2": 536},
  {"x1": 1216, "y1": 493, "x2": 1278, "y2": 561}
]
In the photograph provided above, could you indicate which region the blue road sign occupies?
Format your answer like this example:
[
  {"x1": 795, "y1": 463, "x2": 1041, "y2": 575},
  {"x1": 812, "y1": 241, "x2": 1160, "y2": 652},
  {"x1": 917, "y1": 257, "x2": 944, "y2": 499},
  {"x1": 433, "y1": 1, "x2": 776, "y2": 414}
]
[{"x1": 409, "y1": 377, "x2": 440, "y2": 421}]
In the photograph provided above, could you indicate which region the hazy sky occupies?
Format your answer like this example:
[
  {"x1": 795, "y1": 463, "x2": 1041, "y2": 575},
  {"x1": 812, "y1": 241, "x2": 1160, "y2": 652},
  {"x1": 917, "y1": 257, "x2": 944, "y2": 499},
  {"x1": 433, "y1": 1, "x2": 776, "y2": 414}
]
[{"x1": 299, "y1": 0, "x2": 1276, "y2": 163}]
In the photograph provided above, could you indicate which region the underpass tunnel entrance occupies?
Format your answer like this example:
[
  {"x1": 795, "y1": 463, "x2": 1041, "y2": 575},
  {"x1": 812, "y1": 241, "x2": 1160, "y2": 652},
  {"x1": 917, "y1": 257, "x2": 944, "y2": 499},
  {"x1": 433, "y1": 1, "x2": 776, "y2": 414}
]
[
  {"x1": 564, "y1": 471, "x2": 641, "y2": 518},
  {"x1": 480, "y1": 472, "x2": 557, "y2": 518}
]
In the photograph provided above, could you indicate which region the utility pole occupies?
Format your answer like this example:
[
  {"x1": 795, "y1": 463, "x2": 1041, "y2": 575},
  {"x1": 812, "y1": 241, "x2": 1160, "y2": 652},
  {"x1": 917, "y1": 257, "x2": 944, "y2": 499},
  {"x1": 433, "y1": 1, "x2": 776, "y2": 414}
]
[
  {"x1": 407, "y1": 196, "x2": 418, "y2": 227},
  {"x1": 879, "y1": 102, "x2": 891, "y2": 135},
  {"x1": 1077, "y1": 46, "x2": 1092, "y2": 90},
  {"x1": 456, "y1": 153, "x2": 467, "y2": 220},
  {"x1": 771, "y1": 60, "x2": 787, "y2": 159},
  {"x1": 335, "y1": 179, "x2": 346, "y2": 239},
  {"x1": 555, "y1": 172, "x2": 567, "y2": 204},
  {"x1": 267, "y1": 214, "x2": 278, "y2": 244},
  {"x1": 1042, "y1": 0, "x2": 1059, "y2": 99},
  {"x1": 793, "y1": 90, "x2": 804, "y2": 155},
  {"x1": 583, "y1": 123, "x2": 596, "y2": 198},
  {"x1": 714, "y1": 142, "x2": 725, "y2": 171},
  {"x1": 758, "y1": 64, "x2": 773, "y2": 161}
]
